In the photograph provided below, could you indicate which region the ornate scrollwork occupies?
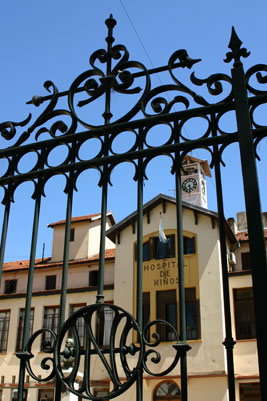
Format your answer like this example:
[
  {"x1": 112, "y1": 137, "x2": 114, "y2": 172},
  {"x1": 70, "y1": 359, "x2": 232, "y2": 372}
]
[
  {"x1": 21, "y1": 328, "x2": 57, "y2": 382},
  {"x1": 142, "y1": 319, "x2": 185, "y2": 376},
  {"x1": 142, "y1": 85, "x2": 190, "y2": 117},
  {"x1": 21, "y1": 304, "x2": 188, "y2": 400},
  {"x1": 168, "y1": 49, "x2": 208, "y2": 107},
  {"x1": 245, "y1": 64, "x2": 267, "y2": 95},
  {"x1": 68, "y1": 54, "x2": 150, "y2": 128},
  {"x1": 190, "y1": 72, "x2": 233, "y2": 103},
  {"x1": 9, "y1": 81, "x2": 78, "y2": 147},
  {"x1": 0, "y1": 114, "x2": 31, "y2": 148}
]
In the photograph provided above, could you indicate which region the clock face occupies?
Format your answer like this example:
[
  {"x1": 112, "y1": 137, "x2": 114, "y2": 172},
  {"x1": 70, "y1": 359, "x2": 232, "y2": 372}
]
[{"x1": 182, "y1": 177, "x2": 198, "y2": 193}]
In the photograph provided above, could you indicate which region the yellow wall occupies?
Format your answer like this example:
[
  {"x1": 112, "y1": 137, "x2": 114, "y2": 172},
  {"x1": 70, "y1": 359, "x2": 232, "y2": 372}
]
[
  {"x1": 114, "y1": 201, "x2": 227, "y2": 376},
  {"x1": 133, "y1": 228, "x2": 199, "y2": 339}
]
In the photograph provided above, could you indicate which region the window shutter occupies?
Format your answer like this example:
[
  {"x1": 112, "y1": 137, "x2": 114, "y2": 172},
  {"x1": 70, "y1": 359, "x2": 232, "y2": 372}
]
[
  {"x1": 169, "y1": 234, "x2": 175, "y2": 258},
  {"x1": 191, "y1": 236, "x2": 196, "y2": 254},
  {"x1": 149, "y1": 237, "x2": 155, "y2": 260}
]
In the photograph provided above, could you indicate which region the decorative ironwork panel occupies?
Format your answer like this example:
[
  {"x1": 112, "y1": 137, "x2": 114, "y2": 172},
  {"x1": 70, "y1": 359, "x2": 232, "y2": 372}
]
[{"x1": 0, "y1": 15, "x2": 267, "y2": 401}]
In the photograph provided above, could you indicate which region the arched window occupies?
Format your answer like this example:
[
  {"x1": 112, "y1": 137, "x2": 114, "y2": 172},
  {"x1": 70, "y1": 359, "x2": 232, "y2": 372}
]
[{"x1": 154, "y1": 381, "x2": 181, "y2": 400}]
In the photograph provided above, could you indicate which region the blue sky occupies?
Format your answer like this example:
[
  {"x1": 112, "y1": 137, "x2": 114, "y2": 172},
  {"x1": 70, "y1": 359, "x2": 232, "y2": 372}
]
[{"x1": 1, "y1": 0, "x2": 267, "y2": 261}]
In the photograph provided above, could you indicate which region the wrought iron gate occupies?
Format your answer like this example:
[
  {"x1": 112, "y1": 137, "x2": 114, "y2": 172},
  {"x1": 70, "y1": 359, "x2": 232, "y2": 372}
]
[{"x1": 0, "y1": 15, "x2": 267, "y2": 401}]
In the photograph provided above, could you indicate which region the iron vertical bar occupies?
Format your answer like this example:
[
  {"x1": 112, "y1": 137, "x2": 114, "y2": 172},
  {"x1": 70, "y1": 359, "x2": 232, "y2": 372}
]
[
  {"x1": 174, "y1": 123, "x2": 189, "y2": 401},
  {"x1": 55, "y1": 141, "x2": 76, "y2": 401},
  {"x1": 212, "y1": 113, "x2": 236, "y2": 401},
  {"x1": 96, "y1": 179, "x2": 108, "y2": 304},
  {"x1": 58, "y1": 185, "x2": 73, "y2": 328},
  {"x1": 231, "y1": 60, "x2": 267, "y2": 400},
  {"x1": 136, "y1": 129, "x2": 144, "y2": 401},
  {"x1": 55, "y1": 178, "x2": 74, "y2": 401},
  {"x1": 96, "y1": 15, "x2": 116, "y2": 304},
  {"x1": 17, "y1": 191, "x2": 42, "y2": 401},
  {"x1": 0, "y1": 194, "x2": 11, "y2": 284}
]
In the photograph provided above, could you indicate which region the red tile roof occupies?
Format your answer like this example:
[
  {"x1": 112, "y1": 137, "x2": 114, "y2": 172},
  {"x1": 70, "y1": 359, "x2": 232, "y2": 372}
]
[
  {"x1": 48, "y1": 213, "x2": 101, "y2": 227},
  {"x1": 48, "y1": 212, "x2": 115, "y2": 227},
  {"x1": 236, "y1": 229, "x2": 267, "y2": 241},
  {"x1": 2, "y1": 249, "x2": 115, "y2": 272},
  {"x1": 2, "y1": 257, "x2": 51, "y2": 271}
]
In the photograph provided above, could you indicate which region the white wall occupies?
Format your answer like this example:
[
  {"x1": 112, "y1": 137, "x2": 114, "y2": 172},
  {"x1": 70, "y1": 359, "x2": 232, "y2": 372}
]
[{"x1": 50, "y1": 217, "x2": 115, "y2": 262}]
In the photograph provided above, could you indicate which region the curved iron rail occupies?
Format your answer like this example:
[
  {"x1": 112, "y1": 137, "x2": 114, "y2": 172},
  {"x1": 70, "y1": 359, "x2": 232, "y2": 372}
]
[{"x1": 18, "y1": 304, "x2": 186, "y2": 400}]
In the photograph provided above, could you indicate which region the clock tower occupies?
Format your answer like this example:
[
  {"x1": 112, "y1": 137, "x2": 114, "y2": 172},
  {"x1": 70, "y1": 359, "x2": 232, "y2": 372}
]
[{"x1": 181, "y1": 155, "x2": 211, "y2": 208}]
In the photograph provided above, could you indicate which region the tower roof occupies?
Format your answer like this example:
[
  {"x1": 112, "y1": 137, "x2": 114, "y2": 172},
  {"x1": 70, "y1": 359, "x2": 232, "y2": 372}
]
[{"x1": 182, "y1": 155, "x2": 212, "y2": 177}]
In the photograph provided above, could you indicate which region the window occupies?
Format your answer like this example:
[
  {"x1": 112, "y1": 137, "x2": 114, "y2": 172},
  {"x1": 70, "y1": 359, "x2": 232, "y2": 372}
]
[
  {"x1": 154, "y1": 234, "x2": 175, "y2": 259},
  {"x1": 16, "y1": 308, "x2": 34, "y2": 351},
  {"x1": 185, "y1": 288, "x2": 200, "y2": 340},
  {"x1": 156, "y1": 289, "x2": 200, "y2": 341},
  {"x1": 240, "y1": 382, "x2": 261, "y2": 401},
  {"x1": 69, "y1": 304, "x2": 86, "y2": 348},
  {"x1": 135, "y1": 240, "x2": 153, "y2": 261},
  {"x1": 135, "y1": 234, "x2": 196, "y2": 262},
  {"x1": 96, "y1": 303, "x2": 113, "y2": 347},
  {"x1": 11, "y1": 389, "x2": 27, "y2": 401},
  {"x1": 241, "y1": 252, "x2": 251, "y2": 271},
  {"x1": 42, "y1": 306, "x2": 59, "y2": 348},
  {"x1": 234, "y1": 288, "x2": 256, "y2": 340},
  {"x1": 45, "y1": 275, "x2": 56, "y2": 290},
  {"x1": 38, "y1": 389, "x2": 54, "y2": 401},
  {"x1": 183, "y1": 236, "x2": 195, "y2": 255},
  {"x1": 89, "y1": 270, "x2": 98, "y2": 286},
  {"x1": 70, "y1": 228, "x2": 75, "y2": 242},
  {"x1": 154, "y1": 381, "x2": 180, "y2": 400},
  {"x1": 0, "y1": 310, "x2": 10, "y2": 352},
  {"x1": 156, "y1": 290, "x2": 177, "y2": 341},
  {"x1": 4, "y1": 279, "x2": 17, "y2": 294}
]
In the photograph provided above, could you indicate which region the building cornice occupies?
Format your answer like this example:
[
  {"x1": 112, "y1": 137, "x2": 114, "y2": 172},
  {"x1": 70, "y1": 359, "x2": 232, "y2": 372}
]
[{"x1": 0, "y1": 284, "x2": 114, "y2": 299}]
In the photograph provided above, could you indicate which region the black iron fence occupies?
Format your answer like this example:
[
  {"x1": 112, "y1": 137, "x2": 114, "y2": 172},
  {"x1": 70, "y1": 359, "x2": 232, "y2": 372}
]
[{"x1": 0, "y1": 15, "x2": 267, "y2": 401}]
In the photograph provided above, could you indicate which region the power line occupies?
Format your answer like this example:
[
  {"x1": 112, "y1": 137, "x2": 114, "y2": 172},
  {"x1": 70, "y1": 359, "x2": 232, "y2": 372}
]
[
  {"x1": 119, "y1": 0, "x2": 164, "y2": 88},
  {"x1": 118, "y1": 2, "x2": 233, "y2": 216},
  {"x1": 119, "y1": 1, "x2": 155, "y2": 70}
]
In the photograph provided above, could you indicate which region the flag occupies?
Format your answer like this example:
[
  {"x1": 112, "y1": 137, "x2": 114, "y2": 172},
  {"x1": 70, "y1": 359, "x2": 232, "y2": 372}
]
[{"x1": 159, "y1": 218, "x2": 168, "y2": 243}]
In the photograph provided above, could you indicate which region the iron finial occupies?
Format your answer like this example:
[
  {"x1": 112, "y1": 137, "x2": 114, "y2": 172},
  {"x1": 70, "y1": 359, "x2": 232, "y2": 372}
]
[
  {"x1": 105, "y1": 14, "x2": 116, "y2": 46},
  {"x1": 224, "y1": 26, "x2": 250, "y2": 66},
  {"x1": 105, "y1": 14, "x2": 117, "y2": 29}
]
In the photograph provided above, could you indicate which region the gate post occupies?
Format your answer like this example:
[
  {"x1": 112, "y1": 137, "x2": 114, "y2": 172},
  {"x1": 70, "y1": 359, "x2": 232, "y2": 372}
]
[{"x1": 227, "y1": 28, "x2": 267, "y2": 400}]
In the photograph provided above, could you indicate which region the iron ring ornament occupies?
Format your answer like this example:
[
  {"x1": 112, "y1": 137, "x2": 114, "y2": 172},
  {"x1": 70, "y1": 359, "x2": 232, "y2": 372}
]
[
  {"x1": 20, "y1": 304, "x2": 187, "y2": 400},
  {"x1": 1, "y1": 17, "x2": 267, "y2": 200}
]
